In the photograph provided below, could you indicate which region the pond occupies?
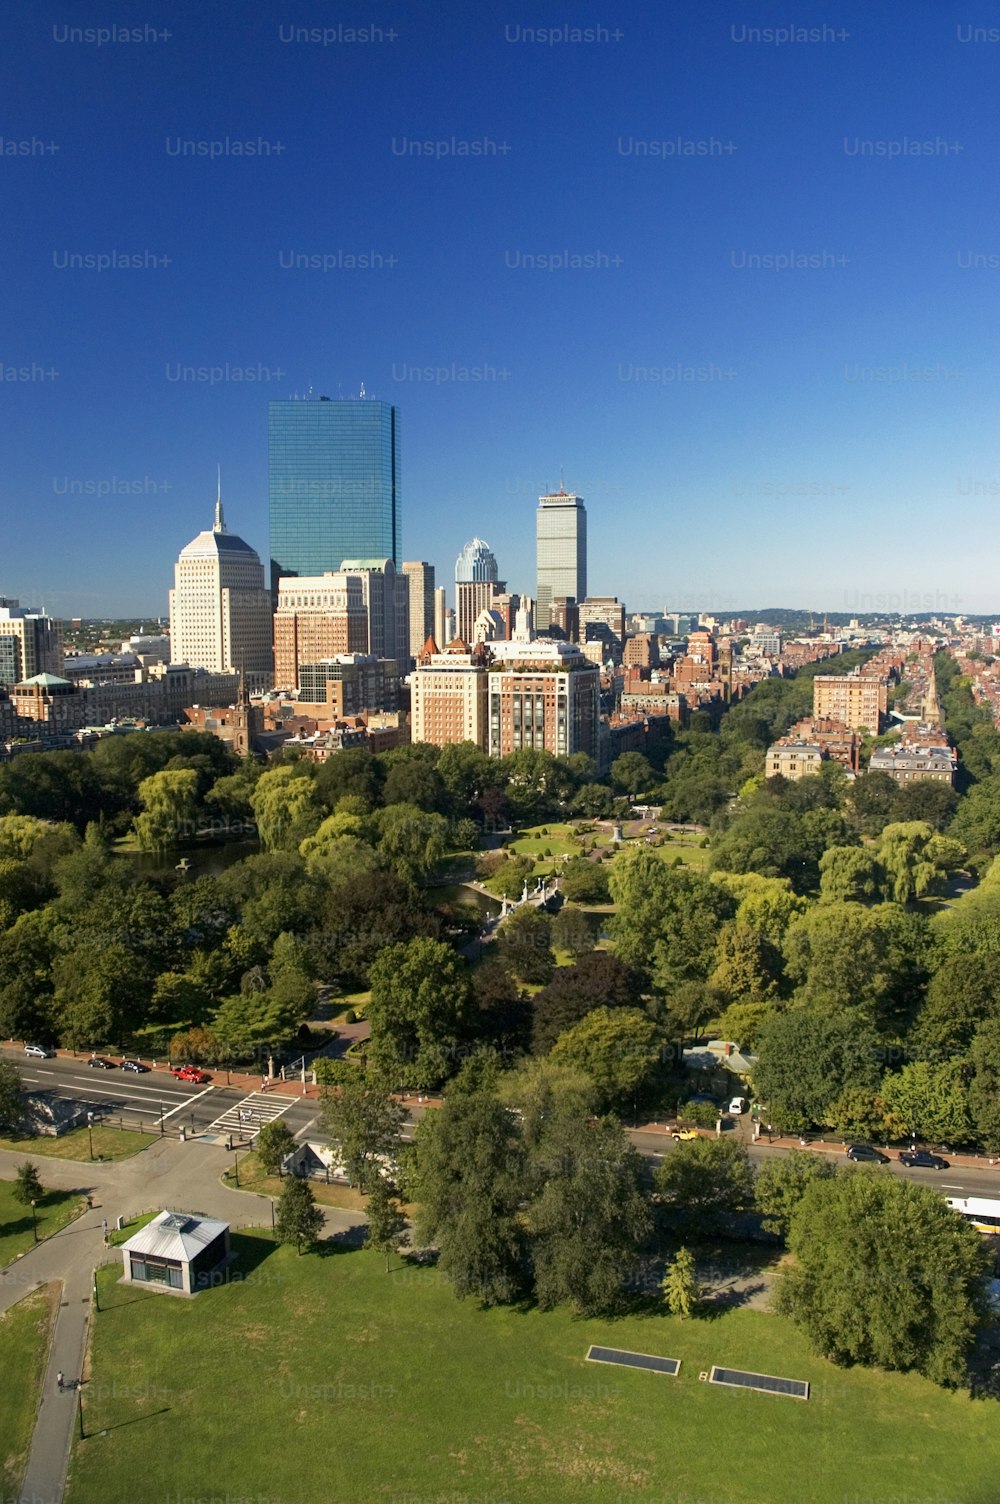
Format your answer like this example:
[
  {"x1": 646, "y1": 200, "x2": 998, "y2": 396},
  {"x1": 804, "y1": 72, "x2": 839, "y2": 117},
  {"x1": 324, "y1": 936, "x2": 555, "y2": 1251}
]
[{"x1": 116, "y1": 839, "x2": 260, "y2": 881}]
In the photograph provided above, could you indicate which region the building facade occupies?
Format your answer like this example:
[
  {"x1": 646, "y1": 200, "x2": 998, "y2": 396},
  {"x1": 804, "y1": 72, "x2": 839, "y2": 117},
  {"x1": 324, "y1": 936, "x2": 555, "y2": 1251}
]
[
  {"x1": 339, "y1": 558, "x2": 410, "y2": 675},
  {"x1": 486, "y1": 639, "x2": 599, "y2": 759},
  {"x1": 168, "y1": 494, "x2": 273, "y2": 690},
  {"x1": 273, "y1": 572, "x2": 368, "y2": 689},
  {"x1": 536, "y1": 491, "x2": 586, "y2": 630},
  {"x1": 410, "y1": 642, "x2": 489, "y2": 749},
  {"x1": 813, "y1": 673, "x2": 888, "y2": 733},
  {"x1": 401, "y1": 561, "x2": 435, "y2": 666},
  {"x1": 766, "y1": 740, "x2": 825, "y2": 781},
  {"x1": 297, "y1": 655, "x2": 399, "y2": 717},
  {"x1": 268, "y1": 395, "x2": 401, "y2": 591},
  {"x1": 0, "y1": 601, "x2": 63, "y2": 686},
  {"x1": 869, "y1": 744, "x2": 955, "y2": 785}
]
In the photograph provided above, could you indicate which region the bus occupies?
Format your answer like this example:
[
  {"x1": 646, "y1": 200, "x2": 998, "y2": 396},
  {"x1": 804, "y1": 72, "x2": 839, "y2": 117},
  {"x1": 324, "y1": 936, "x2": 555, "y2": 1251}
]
[{"x1": 945, "y1": 1196, "x2": 1000, "y2": 1234}]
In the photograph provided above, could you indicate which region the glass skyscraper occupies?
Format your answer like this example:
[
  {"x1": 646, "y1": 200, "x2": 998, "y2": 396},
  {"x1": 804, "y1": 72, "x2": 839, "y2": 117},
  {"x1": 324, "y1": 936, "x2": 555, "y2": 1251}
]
[{"x1": 268, "y1": 396, "x2": 401, "y2": 592}]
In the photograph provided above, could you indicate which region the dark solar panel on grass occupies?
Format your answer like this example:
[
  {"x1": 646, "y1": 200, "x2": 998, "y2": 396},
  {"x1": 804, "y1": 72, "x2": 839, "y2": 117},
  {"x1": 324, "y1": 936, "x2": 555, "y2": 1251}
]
[
  {"x1": 709, "y1": 1366, "x2": 809, "y2": 1400},
  {"x1": 585, "y1": 1346, "x2": 680, "y2": 1376}
]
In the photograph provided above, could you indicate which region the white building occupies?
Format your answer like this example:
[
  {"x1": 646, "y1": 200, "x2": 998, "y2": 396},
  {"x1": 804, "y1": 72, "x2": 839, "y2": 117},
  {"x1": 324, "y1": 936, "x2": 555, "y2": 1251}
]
[
  {"x1": 168, "y1": 487, "x2": 273, "y2": 690},
  {"x1": 536, "y1": 490, "x2": 587, "y2": 630}
]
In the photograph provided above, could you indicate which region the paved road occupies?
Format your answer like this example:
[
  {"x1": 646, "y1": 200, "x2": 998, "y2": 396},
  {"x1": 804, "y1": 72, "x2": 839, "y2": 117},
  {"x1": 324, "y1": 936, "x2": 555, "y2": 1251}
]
[
  {"x1": 6, "y1": 1050, "x2": 323, "y2": 1142},
  {"x1": 1, "y1": 1134, "x2": 364, "y2": 1504}
]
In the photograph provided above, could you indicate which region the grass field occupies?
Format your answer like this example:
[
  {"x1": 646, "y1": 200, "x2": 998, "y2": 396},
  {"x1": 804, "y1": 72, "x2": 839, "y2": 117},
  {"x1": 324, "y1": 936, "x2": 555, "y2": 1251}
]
[
  {"x1": 0, "y1": 1126, "x2": 156, "y2": 1163},
  {"x1": 0, "y1": 1284, "x2": 58, "y2": 1499},
  {"x1": 0, "y1": 1178, "x2": 84, "y2": 1267},
  {"x1": 67, "y1": 1234, "x2": 1000, "y2": 1504},
  {"x1": 224, "y1": 1152, "x2": 371, "y2": 1213}
]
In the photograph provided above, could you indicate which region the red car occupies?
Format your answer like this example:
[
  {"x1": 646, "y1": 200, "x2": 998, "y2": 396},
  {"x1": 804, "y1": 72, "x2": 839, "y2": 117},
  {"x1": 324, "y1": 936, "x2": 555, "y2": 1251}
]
[{"x1": 171, "y1": 1065, "x2": 210, "y2": 1084}]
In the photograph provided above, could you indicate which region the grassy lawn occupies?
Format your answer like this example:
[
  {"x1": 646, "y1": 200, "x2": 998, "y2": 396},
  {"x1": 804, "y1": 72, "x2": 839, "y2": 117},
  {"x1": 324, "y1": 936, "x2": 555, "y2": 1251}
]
[
  {"x1": 0, "y1": 1178, "x2": 85, "y2": 1267},
  {"x1": 67, "y1": 1236, "x2": 1000, "y2": 1504},
  {"x1": 0, "y1": 1126, "x2": 156, "y2": 1163},
  {"x1": 222, "y1": 1151, "x2": 371, "y2": 1213},
  {"x1": 509, "y1": 823, "x2": 584, "y2": 861},
  {"x1": 107, "y1": 1211, "x2": 159, "y2": 1248},
  {"x1": 0, "y1": 1284, "x2": 58, "y2": 1500}
]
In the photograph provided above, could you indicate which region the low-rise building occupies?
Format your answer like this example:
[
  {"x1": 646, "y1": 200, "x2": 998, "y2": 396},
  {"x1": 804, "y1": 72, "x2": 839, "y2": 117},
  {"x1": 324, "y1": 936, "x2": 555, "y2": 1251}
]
[
  {"x1": 766, "y1": 740, "x2": 825, "y2": 781},
  {"x1": 869, "y1": 743, "x2": 955, "y2": 785}
]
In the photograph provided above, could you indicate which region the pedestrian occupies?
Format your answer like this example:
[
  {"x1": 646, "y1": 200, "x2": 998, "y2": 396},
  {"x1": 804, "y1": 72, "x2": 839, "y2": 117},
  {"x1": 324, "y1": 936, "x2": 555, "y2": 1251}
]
[
  {"x1": 56, "y1": 1371, "x2": 64, "y2": 1391},
  {"x1": 261, "y1": 1075, "x2": 268, "y2": 1093}
]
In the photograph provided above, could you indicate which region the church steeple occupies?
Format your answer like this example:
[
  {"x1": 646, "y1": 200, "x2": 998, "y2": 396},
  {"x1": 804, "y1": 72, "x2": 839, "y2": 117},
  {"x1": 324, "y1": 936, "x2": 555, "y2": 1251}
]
[{"x1": 213, "y1": 465, "x2": 226, "y2": 533}]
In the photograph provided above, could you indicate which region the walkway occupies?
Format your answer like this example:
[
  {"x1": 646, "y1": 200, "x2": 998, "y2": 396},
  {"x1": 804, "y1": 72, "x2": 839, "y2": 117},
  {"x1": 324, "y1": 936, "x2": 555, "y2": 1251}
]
[{"x1": 1, "y1": 1136, "x2": 364, "y2": 1504}]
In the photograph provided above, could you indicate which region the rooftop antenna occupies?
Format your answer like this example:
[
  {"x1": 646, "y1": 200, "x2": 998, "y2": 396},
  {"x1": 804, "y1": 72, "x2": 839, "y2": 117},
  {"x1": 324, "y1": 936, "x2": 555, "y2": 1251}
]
[
  {"x1": 306, "y1": 384, "x2": 313, "y2": 399},
  {"x1": 213, "y1": 465, "x2": 226, "y2": 533},
  {"x1": 360, "y1": 381, "x2": 366, "y2": 398},
  {"x1": 559, "y1": 465, "x2": 565, "y2": 495}
]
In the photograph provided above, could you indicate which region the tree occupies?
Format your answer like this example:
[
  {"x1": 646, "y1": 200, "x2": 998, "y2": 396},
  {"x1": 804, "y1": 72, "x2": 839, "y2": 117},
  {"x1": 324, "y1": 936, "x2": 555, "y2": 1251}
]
[
  {"x1": 818, "y1": 845, "x2": 883, "y2": 904},
  {"x1": 495, "y1": 1056, "x2": 598, "y2": 1151},
  {"x1": 782, "y1": 902, "x2": 927, "y2": 1032},
  {"x1": 969, "y1": 1017, "x2": 1000, "y2": 1152},
  {"x1": 661, "y1": 1246, "x2": 700, "y2": 1318},
  {"x1": 880, "y1": 1060, "x2": 973, "y2": 1145},
  {"x1": 530, "y1": 952, "x2": 644, "y2": 1054},
  {"x1": 710, "y1": 807, "x2": 828, "y2": 893},
  {"x1": 610, "y1": 752, "x2": 656, "y2": 795},
  {"x1": 250, "y1": 766, "x2": 322, "y2": 851},
  {"x1": 13, "y1": 1161, "x2": 43, "y2": 1206},
  {"x1": 558, "y1": 856, "x2": 611, "y2": 903},
  {"x1": 709, "y1": 923, "x2": 782, "y2": 1003},
  {"x1": 876, "y1": 821, "x2": 964, "y2": 906},
  {"x1": 914, "y1": 953, "x2": 1000, "y2": 1060},
  {"x1": 752, "y1": 1008, "x2": 882, "y2": 1133},
  {"x1": 483, "y1": 854, "x2": 536, "y2": 901},
  {"x1": 364, "y1": 1177, "x2": 408, "y2": 1272},
  {"x1": 132, "y1": 769, "x2": 200, "y2": 852},
  {"x1": 549, "y1": 1008, "x2": 660, "y2": 1113},
  {"x1": 654, "y1": 1138, "x2": 755, "y2": 1237},
  {"x1": 275, "y1": 1177, "x2": 325, "y2": 1253},
  {"x1": 373, "y1": 804, "x2": 449, "y2": 883},
  {"x1": 382, "y1": 759, "x2": 446, "y2": 813},
  {"x1": 0, "y1": 1061, "x2": 23, "y2": 1133},
  {"x1": 320, "y1": 1077, "x2": 404, "y2": 1190},
  {"x1": 411, "y1": 1092, "x2": 527, "y2": 1305},
  {"x1": 255, "y1": 1120, "x2": 296, "y2": 1176},
  {"x1": 366, "y1": 938, "x2": 470, "y2": 1088},
  {"x1": 609, "y1": 849, "x2": 735, "y2": 993},
  {"x1": 497, "y1": 906, "x2": 554, "y2": 985},
  {"x1": 776, "y1": 1172, "x2": 990, "y2": 1386},
  {"x1": 754, "y1": 1149, "x2": 836, "y2": 1240},
  {"x1": 571, "y1": 783, "x2": 615, "y2": 819},
  {"x1": 527, "y1": 1114, "x2": 651, "y2": 1315},
  {"x1": 551, "y1": 904, "x2": 594, "y2": 961}
]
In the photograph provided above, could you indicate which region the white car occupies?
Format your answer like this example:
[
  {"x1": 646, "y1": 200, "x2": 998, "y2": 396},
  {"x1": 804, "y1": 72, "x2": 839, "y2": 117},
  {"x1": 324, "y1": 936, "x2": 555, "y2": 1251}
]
[
  {"x1": 24, "y1": 1044, "x2": 54, "y2": 1059},
  {"x1": 728, "y1": 1096, "x2": 747, "y2": 1116}
]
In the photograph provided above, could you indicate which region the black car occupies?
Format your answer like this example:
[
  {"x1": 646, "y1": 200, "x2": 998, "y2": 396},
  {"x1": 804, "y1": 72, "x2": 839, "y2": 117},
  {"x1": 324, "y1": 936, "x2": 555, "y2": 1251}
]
[
  {"x1": 119, "y1": 1059, "x2": 149, "y2": 1074},
  {"x1": 87, "y1": 1057, "x2": 118, "y2": 1070},
  {"x1": 846, "y1": 1143, "x2": 890, "y2": 1163},
  {"x1": 899, "y1": 1150, "x2": 949, "y2": 1169}
]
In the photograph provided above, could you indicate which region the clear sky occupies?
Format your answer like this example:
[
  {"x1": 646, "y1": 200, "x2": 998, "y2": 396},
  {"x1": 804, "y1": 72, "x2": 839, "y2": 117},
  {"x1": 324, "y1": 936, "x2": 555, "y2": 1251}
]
[{"x1": 3, "y1": 0, "x2": 1000, "y2": 618}]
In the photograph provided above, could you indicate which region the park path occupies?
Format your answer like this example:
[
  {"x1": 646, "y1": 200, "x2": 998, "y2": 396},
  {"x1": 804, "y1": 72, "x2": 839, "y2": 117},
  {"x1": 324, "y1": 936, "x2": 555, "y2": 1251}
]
[{"x1": 0, "y1": 1137, "x2": 364, "y2": 1504}]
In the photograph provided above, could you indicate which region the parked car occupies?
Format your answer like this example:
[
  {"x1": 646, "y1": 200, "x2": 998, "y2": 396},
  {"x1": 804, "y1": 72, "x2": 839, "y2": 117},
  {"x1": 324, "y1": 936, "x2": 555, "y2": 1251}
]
[
  {"x1": 171, "y1": 1065, "x2": 210, "y2": 1084},
  {"x1": 87, "y1": 1057, "x2": 117, "y2": 1070},
  {"x1": 119, "y1": 1060, "x2": 150, "y2": 1074},
  {"x1": 898, "y1": 1150, "x2": 949, "y2": 1170},
  {"x1": 24, "y1": 1044, "x2": 54, "y2": 1058},
  {"x1": 671, "y1": 1127, "x2": 700, "y2": 1141},
  {"x1": 728, "y1": 1096, "x2": 748, "y2": 1116},
  {"x1": 846, "y1": 1143, "x2": 890, "y2": 1164}
]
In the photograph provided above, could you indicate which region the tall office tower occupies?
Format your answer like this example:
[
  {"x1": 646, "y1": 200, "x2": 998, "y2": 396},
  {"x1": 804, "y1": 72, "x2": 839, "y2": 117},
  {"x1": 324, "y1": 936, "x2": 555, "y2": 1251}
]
[
  {"x1": 169, "y1": 489, "x2": 273, "y2": 690},
  {"x1": 339, "y1": 558, "x2": 410, "y2": 676},
  {"x1": 273, "y1": 571, "x2": 368, "y2": 689},
  {"x1": 433, "y1": 586, "x2": 448, "y2": 650},
  {"x1": 402, "y1": 561, "x2": 435, "y2": 664},
  {"x1": 267, "y1": 394, "x2": 401, "y2": 593},
  {"x1": 455, "y1": 538, "x2": 503, "y2": 643},
  {"x1": 536, "y1": 490, "x2": 587, "y2": 630},
  {"x1": 0, "y1": 599, "x2": 62, "y2": 686}
]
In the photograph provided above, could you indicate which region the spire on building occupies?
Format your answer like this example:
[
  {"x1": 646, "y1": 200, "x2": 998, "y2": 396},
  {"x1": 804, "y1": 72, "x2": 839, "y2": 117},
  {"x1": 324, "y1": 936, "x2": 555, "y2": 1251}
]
[{"x1": 213, "y1": 466, "x2": 226, "y2": 534}]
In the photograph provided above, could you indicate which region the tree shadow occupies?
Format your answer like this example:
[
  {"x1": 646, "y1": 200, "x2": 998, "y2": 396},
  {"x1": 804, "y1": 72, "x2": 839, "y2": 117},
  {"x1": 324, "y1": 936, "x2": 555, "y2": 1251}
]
[
  {"x1": 83, "y1": 1407, "x2": 171, "y2": 1436},
  {"x1": 318, "y1": 1223, "x2": 368, "y2": 1255}
]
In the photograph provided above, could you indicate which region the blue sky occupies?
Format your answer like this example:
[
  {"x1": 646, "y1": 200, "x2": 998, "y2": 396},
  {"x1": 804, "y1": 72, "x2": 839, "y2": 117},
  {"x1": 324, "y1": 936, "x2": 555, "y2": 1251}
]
[{"x1": 3, "y1": 0, "x2": 1000, "y2": 617}]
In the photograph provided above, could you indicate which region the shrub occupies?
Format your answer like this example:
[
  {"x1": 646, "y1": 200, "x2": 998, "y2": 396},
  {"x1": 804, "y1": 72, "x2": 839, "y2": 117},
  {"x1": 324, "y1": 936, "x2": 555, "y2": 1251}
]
[{"x1": 344, "y1": 1009, "x2": 357, "y2": 1024}]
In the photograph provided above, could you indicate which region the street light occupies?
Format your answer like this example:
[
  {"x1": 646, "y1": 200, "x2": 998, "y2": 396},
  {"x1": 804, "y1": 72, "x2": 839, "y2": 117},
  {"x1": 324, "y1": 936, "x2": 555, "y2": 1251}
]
[
  {"x1": 30, "y1": 1199, "x2": 37, "y2": 1243},
  {"x1": 232, "y1": 1152, "x2": 239, "y2": 1187},
  {"x1": 86, "y1": 1111, "x2": 94, "y2": 1161}
]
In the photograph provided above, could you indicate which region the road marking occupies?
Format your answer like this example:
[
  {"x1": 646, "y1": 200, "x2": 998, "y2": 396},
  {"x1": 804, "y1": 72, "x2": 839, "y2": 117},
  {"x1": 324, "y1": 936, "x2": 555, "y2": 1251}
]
[
  {"x1": 293, "y1": 1116, "x2": 317, "y2": 1141},
  {"x1": 941, "y1": 1184, "x2": 966, "y2": 1190},
  {"x1": 160, "y1": 1085, "x2": 216, "y2": 1121}
]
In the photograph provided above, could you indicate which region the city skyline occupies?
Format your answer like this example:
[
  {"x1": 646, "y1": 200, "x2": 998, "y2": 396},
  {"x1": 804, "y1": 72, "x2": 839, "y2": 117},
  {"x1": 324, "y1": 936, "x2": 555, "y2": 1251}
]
[{"x1": 5, "y1": 3, "x2": 1000, "y2": 615}]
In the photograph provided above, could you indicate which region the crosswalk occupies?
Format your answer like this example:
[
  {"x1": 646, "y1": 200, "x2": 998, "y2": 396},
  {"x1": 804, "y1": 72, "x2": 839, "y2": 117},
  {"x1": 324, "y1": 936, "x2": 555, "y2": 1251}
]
[{"x1": 204, "y1": 1091, "x2": 294, "y2": 1142}]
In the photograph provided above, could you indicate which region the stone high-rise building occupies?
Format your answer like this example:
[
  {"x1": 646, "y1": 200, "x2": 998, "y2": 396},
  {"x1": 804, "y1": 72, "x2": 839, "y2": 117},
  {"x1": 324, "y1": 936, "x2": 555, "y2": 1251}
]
[
  {"x1": 0, "y1": 600, "x2": 62, "y2": 686},
  {"x1": 402, "y1": 561, "x2": 435, "y2": 665},
  {"x1": 168, "y1": 488, "x2": 273, "y2": 690},
  {"x1": 273, "y1": 572, "x2": 368, "y2": 689}
]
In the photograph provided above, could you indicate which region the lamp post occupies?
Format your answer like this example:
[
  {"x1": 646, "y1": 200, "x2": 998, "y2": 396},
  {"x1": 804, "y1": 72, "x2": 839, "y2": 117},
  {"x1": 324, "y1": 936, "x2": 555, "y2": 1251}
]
[
  {"x1": 86, "y1": 1111, "x2": 94, "y2": 1161},
  {"x1": 30, "y1": 1199, "x2": 37, "y2": 1243},
  {"x1": 232, "y1": 1152, "x2": 239, "y2": 1187}
]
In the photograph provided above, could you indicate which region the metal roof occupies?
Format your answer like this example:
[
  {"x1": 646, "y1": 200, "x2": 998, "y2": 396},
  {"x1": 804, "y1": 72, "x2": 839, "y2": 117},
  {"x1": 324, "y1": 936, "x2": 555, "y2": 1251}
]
[{"x1": 121, "y1": 1209, "x2": 229, "y2": 1262}]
